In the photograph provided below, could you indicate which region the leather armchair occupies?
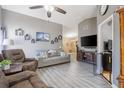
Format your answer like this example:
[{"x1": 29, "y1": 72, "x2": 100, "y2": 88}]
[
  {"x1": 2, "y1": 49, "x2": 38, "y2": 71},
  {"x1": 0, "y1": 70, "x2": 48, "y2": 88}
]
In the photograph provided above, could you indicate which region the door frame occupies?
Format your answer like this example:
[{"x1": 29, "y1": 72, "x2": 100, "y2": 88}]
[{"x1": 97, "y1": 14, "x2": 114, "y2": 83}]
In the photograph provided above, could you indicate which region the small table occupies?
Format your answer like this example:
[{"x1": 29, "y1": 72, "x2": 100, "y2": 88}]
[{"x1": 3, "y1": 63, "x2": 23, "y2": 76}]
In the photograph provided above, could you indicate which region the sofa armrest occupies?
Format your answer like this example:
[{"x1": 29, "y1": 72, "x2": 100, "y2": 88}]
[
  {"x1": 29, "y1": 76, "x2": 49, "y2": 88},
  {"x1": 6, "y1": 71, "x2": 37, "y2": 86}
]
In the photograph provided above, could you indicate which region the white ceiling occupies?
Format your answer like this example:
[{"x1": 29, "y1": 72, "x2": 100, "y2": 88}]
[{"x1": 1, "y1": 5, "x2": 97, "y2": 28}]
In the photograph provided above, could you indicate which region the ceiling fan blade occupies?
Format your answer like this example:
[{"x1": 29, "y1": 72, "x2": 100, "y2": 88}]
[
  {"x1": 29, "y1": 5, "x2": 44, "y2": 9},
  {"x1": 54, "y1": 7, "x2": 66, "y2": 14},
  {"x1": 47, "y1": 11, "x2": 51, "y2": 18}
]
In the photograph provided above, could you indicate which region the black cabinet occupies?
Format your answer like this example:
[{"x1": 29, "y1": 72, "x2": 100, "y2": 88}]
[{"x1": 102, "y1": 53, "x2": 112, "y2": 72}]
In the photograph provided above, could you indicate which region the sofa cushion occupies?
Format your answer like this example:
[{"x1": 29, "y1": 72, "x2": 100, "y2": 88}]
[
  {"x1": 6, "y1": 71, "x2": 36, "y2": 86},
  {"x1": 38, "y1": 55, "x2": 70, "y2": 68},
  {"x1": 0, "y1": 76, "x2": 9, "y2": 88},
  {"x1": 2, "y1": 49, "x2": 25, "y2": 63},
  {"x1": 48, "y1": 50, "x2": 59, "y2": 57},
  {"x1": 43, "y1": 56, "x2": 70, "y2": 63},
  {"x1": 11, "y1": 80, "x2": 33, "y2": 88},
  {"x1": 29, "y1": 76, "x2": 48, "y2": 88},
  {"x1": 0, "y1": 69, "x2": 5, "y2": 76},
  {"x1": 13, "y1": 55, "x2": 24, "y2": 61},
  {"x1": 0, "y1": 68, "x2": 48, "y2": 88}
]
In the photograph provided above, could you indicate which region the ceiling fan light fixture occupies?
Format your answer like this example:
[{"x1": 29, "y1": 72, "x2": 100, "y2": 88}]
[{"x1": 44, "y1": 5, "x2": 54, "y2": 12}]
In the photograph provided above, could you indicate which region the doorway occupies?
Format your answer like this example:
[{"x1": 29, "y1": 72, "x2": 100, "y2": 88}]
[
  {"x1": 97, "y1": 15, "x2": 114, "y2": 83},
  {"x1": 63, "y1": 37, "x2": 77, "y2": 62}
]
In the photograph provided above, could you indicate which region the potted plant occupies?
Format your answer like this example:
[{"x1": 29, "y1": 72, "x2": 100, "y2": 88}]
[{"x1": 0, "y1": 60, "x2": 12, "y2": 70}]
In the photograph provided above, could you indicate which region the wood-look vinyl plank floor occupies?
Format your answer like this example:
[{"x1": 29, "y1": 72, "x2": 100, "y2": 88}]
[{"x1": 37, "y1": 62, "x2": 111, "y2": 88}]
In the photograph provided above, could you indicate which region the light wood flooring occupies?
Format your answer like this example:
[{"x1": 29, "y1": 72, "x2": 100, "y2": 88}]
[{"x1": 37, "y1": 62, "x2": 111, "y2": 88}]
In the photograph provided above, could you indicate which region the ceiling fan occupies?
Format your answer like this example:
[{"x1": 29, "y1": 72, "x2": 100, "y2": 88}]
[{"x1": 29, "y1": 5, "x2": 67, "y2": 18}]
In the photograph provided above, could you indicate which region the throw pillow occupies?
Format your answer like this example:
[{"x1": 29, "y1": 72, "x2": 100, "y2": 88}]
[
  {"x1": 48, "y1": 50, "x2": 58, "y2": 57},
  {"x1": 60, "y1": 52, "x2": 66, "y2": 57},
  {"x1": 40, "y1": 51, "x2": 48, "y2": 59}
]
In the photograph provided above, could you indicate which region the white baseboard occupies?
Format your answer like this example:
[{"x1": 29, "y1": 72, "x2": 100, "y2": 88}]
[{"x1": 112, "y1": 84, "x2": 118, "y2": 88}]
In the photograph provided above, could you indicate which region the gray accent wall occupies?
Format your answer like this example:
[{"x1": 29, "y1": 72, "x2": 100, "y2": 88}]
[
  {"x1": 97, "y1": 5, "x2": 120, "y2": 87},
  {"x1": 78, "y1": 17, "x2": 97, "y2": 48},
  {"x1": 2, "y1": 9, "x2": 62, "y2": 57}
]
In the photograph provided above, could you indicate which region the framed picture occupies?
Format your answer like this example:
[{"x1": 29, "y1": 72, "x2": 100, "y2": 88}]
[
  {"x1": 31, "y1": 39, "x2": 36, "y2": 43},
  {"x1": 15, "y1": 28, "x2": 24, "y2": 36},
  {"x1": 51, "y1": 40, "x2": 54, "y2": 44},
  {"x1": 25, "y1": 34, "x2": 31, "y2": 40},
  {"x1": 54, "y1": 37, "x2": 58, "y2": 42},
  {"x1": 44, "y1": 33, "x2": 50, "y2": 41},
  {"x1": 36, "y1": 32, "x2": 50, "y2": 41},
  {"x1": 58, "y1": 35, "x2": 62, "y2": 40}
]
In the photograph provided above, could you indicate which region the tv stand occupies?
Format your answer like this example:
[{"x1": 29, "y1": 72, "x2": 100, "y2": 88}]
[{"x1": 77, "y1": 48, "x2": 96, "y2": 64}]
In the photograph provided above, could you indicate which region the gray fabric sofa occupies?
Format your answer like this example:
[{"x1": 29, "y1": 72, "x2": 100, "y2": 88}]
[{"x1": 38, "y1": 55, "x2": 70, "y2": 68}]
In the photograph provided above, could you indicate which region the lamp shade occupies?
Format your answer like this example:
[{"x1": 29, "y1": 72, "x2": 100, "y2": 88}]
[{"x1": 2, "y1": 39, "x2": 14, "y2": 45}]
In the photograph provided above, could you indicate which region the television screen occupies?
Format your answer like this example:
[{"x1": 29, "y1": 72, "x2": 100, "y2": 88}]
[{"x1": 81, "y1": 35, "x2": 97, "y2": 47}]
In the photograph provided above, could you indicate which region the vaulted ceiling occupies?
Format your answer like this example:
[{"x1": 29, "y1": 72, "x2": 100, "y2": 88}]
[{"x1": 2, "y1": 5, "x2": 97, "y2": 28}]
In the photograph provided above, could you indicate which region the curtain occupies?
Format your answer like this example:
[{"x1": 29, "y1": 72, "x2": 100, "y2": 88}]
[{"x1": 0, "y1": 27, "x2": 7, "y2": 51}]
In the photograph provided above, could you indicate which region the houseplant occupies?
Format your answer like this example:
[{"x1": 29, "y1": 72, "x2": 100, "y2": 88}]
[{"x1": 0, "y1": 60, "x2": 12, "y2": 70}]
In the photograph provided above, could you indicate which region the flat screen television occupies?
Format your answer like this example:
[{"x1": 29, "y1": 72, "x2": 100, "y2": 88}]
[{"x1": 81, "y1": 35, "x2": 97, "y2": 47}]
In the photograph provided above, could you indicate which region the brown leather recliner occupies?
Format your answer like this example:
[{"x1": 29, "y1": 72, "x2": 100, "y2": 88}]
[
  {"x1": 0, "y1": 70, "x2": 48, "y2": 88},
  {"x1": 2, "y1": 49, "x2": 38, "y2": 71}
]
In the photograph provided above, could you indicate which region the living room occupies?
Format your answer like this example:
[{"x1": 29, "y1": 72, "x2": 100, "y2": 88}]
[{"x1": 0, "y1": 4, "x2": 124, "y2": 89}]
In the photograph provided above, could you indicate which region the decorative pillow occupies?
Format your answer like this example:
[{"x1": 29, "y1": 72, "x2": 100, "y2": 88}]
[
  {"x1": 36, "y1": 50, "x2": 48, "y2": 59},
  {"x1": 56, "y1": 49, "x2": 64, "y2": 56},
  {"x1": 40, "y1": 51, "x2": 48, "y2": 59},
  {"x1": 48, "y1": 50, "x2": 56, "y2": 54},
  {"x1": 48, "y1": 50, "x2": 58, "y2": 57},
  {"x1": 60, "y1": 52, "x2": 66, "y2": 57}
]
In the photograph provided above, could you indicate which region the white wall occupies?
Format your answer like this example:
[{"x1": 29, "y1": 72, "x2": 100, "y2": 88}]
[
  {"x1": 63, "y1": 26, "x2": 78, "y2": 39},
  {"x1": 99, "y1": 21, "x2": 112, "y2": 52},
  {"x1": 0, "y1": 6, "x2": 2, "y2": 53},
  {"x1": 62, "y1": 25, "x2": 78, "y2": 54},
  {"x1": 101, "y1": 22, "x2": 112, "y2": 41},
  {"x1": 2, "y1": 9, "x2": 62, "y2": 58}
]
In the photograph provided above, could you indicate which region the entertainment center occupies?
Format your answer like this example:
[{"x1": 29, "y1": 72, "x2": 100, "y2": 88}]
[
  {"x1": 77, "y1": 35, "x2": 97, "y2": 64},
  {"x1": 77, "y1": 49, "x2": 96, "y2": 64}
]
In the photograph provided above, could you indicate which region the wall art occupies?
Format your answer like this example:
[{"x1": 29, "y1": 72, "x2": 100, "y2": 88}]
[
  {"x1": 15, "y1": 28, "x2": 24, "y2": 36},
  {"x1": 24, "y1": 34, "x2": 31, "y2": 40},
  {"x1": 51, "y1": 40, "x2": 54, "y2": 44},
  {"x1": 58, "y1": 35, "x2": 62, "y2": 40},
  {"x1": 36, "y1": 32, "x2": 50, "y2": 41},
  {"x1": 31, "y1": 39, "x2": 36, "y2": 43},
  {"x1": 54, "y1": 37, "x2": 58, "y2": 42}
]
